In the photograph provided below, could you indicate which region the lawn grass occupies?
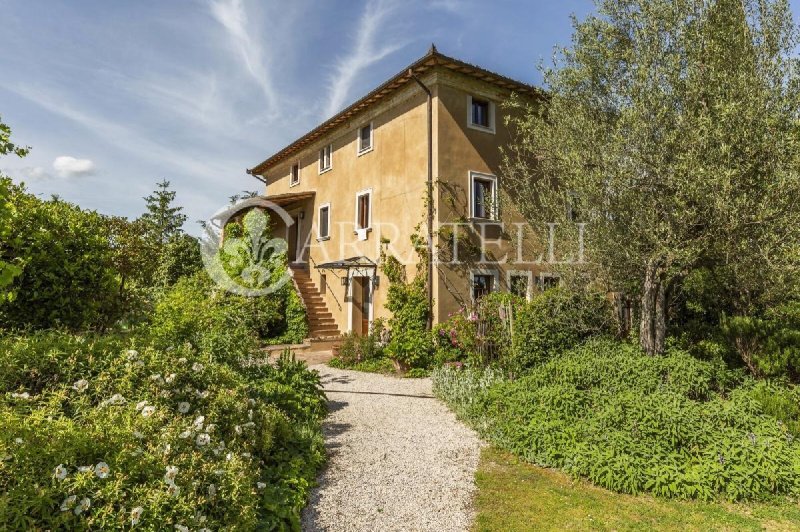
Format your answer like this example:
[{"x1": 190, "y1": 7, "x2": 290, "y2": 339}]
[{"x1": 474, "y1": 446, "x2": 800, "y2": 531}]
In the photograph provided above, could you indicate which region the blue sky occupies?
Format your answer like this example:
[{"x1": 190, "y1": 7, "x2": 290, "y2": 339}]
[{"x1": 2, "y1": 0, "x2": 794, "y2": 234}]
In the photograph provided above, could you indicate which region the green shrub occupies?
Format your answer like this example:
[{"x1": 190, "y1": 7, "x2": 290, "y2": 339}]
[
  {"x1": 721, "y1": 303, "x2": 800, "y2": 380},
  {"x1": 433, "y1": 338, "x2": 800, "y2": 501},
  {"x1": 431, "y1": 364, "x2": 505, "y2": 424},
  {"x1": 511, "y1": 287, "x2": 616, "y2": 372},
  {"x1": 149, "y1": 273, "x2": 308, "y2": 362},
  {"x1": 384, "y1": 278, "x2": 431, "y2": 369},
  {"x1": 734, "y1": 380, "x2": 800, "y2": 437},
  {"x1": 0, "y1": 331, "x2": 325, "y2": 530},
  {"x1": 434, "y1": 293, "x2": 524, "y2": 367},
  {"x1": 0, "y1": 184, "x2": 119, "y2": 330},
  {"x1": 330, "y1": 318, "x2": 388, "y2": 371},
  {"x1": 433, "y1": 312, "x2": 477, "y2": 365}
]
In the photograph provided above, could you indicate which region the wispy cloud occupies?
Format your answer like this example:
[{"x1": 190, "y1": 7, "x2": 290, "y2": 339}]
[
  {"x1": 324, "y1": 0, "x2": 408, "y2": 118},
  {"x1": 208, "y1": 0, "x2": 277, "y2": 114},
  {"x1": 1, "y1": 82, "x2": 237, "y2": 184},
  {"x1": 13, "y1": 166, "x2": 51, "y2": 181}
]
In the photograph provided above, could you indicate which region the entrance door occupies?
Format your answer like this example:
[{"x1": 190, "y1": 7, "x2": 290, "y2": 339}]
[
  {"x1": 360, "y1": 278, "x2": 371, "y2": 334},
  {"x1": 288, "y1": 215, "x2": 300, "y2": 263},
  {"x1": 351, "y1": 276, "x2": 371, "y2": 335}
]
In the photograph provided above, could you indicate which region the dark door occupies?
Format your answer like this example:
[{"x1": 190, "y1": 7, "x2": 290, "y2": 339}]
[
  {"x1": 361, "y1": 278, "x2": 370, "y2": 334},
  {"x1": 351, "y1": 277, "x2": 371, "y2": 335},
  {"x1": 288, "y1": 215, "x2": 299, "y2": 262}
]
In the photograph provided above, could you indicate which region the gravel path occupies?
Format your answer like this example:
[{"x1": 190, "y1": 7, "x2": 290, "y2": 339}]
[{"x1": 302, "y1": 365, "x2": 483, "y2": 532}]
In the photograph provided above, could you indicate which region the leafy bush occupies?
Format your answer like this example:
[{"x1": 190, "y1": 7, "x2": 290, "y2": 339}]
[
  {"x1": 433, "y1": 311, "x2": 478, "y2": 365},
  {"x1": 265, "y1": 286, "x2": 309, "y2": 345},
  {"x1": 381, "y1": 252, "x2": 431, "y2": 369},
  {"x1": 431, "y1": 364, "x2": 505, "y2": 425},
  {"x1": 511, "y1": 287, "x2": 616, "y2": 372},
  {"x1": 433, "y1": 293, "x2": 524, "y2": 367},
  {"x1": 434, "y1": 338, "x2": 800, "y2": 501},
  {"x1": 0, "y1": 331, "x2": 325, "y2": 530},
  {"x1": 149, "y1": 273, "x2": 308, "y2": 362},
  {"x1": 735, "y1": 380, "x2": 800, "y2": 437},
  {"x1": 333, "y1": 320, "x2": 385, "y2": 367},
  {"x1": 0, "y1": 184, "x2": 119, "y2": 330},
  {"x1": 721, "y1": 303, "x2": 800, "y2": 380}
]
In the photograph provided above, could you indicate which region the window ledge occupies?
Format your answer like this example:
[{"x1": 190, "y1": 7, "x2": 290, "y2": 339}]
[
  {"x1": 357, "y1": 146, "x2": 374, "y2": 157},
  {"x1": 468, "y1": 217, "x2": 501, "y2": 225},
  {"x1": 318, "y1": 166, "x2": 333, "y2": 175},
  {"x1": 467, "y1": 122, "x2": 496, "y2": 134},
  {"x1": 289, "y1": 180, "x2": 300, "y2": 187},
  {"x1": 353, "y1": 227, "x2": 373, "y2": 234},
  {"x1": 316, "y1": 236, "x2": 331, "y2": 242}
]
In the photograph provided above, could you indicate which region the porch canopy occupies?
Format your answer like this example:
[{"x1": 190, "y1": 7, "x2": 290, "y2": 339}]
[
  {"x1": 260, "y1": 191, "x2": 315, "y2": 209},
  {"x1": 315, "y1": 256, "x2": 377, "y2": 270}
]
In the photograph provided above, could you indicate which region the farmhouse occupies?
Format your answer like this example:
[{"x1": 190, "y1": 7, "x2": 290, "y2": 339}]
[{"x1": 247, "y1": 45, "x2": 555, "y2": 339}]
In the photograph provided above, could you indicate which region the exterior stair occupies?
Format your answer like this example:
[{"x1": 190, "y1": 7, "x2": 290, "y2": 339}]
[{"x1": 290, "y1": 265, "x2": 342, "y2": 340}]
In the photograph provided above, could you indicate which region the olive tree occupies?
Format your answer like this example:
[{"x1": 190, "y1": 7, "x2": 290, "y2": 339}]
[{"x1": 502, "y1": 0, "x2": 800, "y2": 354}]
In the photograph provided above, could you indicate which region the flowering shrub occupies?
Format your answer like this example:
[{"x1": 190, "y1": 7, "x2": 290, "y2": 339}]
[
  {"x1": 0, "y1": 332, "x2": 325, "y2": 529},
  {"x1": 432, "y1": 311, "x2": 478, "y2": 365}
]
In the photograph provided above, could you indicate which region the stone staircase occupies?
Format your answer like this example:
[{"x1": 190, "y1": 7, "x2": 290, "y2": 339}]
[{"x1": 290, "y1": 265, "x2": 341, "y2": 340}]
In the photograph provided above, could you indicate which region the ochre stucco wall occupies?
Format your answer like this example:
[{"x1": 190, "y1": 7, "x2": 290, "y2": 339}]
[
  {"x1": 259, "y1": 82, "x2": 433, "y2": 333},
  {"x1": 433, "y1": 74, "x2": 550, "y2": 323}
]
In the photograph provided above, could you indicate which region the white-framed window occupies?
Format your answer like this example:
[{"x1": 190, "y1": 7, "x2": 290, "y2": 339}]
[
  {"x1": 357, "y1": 122, "x2": 374, "y2": 155},
  {"x1": 318, "y1": 144, "x2": 332, "y2": 173},
  {"x1": 469, "y1": 171, "x2": 498, "y2": 220},
  {"x1": 535, "y1": 272, "x2": 560, "y2": 292},
  {"x1": 289, "y1": 162, "x2": 300, "y2": 186},
  {"x1": 507, "y1": 270, "x2": 533, "y2": 301},
  {"x1": 318, "y1": 202, "x2": 331, "y2": 240},
  {"x1": 355, "y1": 188, "x2": 372, "y2": 231},
  {"x1": 470, "y1": 269, "x2": 499, "y2": 303},
  {"x1": 467, "y1": 94, "x2": 495, "y2": 133}
]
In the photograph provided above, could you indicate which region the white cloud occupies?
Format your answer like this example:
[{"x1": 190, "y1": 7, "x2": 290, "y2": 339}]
[
  {"x1": 53, "y1": 156, "x2": 95, "y2": 178},
  {"x1": 324, "y1": 0, "x2": 409, "y2": 118}
]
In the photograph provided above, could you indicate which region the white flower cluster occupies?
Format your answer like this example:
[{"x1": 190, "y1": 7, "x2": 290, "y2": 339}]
[
  {"x1": 56, "y1": 462, "x2": 109, "y2": 517},
  {"x1": 136, "y1": 400, "x2": 156, "y2": 417},
  {"x1": 131, "y1": 506, "x2": 144, "y2": 526},
  {"x1": 100, "y1": 393, "x2": 126, "y2": 407},
  {"x1": 164, "y1": 465, "x2": 181, "y2": 498}
]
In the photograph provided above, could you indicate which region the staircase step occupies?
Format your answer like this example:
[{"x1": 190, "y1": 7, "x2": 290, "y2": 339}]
[{"x1": 290, "y1": 272, "x2": 342, "y2": 341}]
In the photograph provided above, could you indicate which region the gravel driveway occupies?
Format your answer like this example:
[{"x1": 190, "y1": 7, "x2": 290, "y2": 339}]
[{"x1": 302, "y1": 365, "x2": 483, "y2": 532}]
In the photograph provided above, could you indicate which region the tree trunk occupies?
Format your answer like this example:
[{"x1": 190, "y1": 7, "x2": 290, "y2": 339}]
[
  {"x1": 639, "y1": 259, "x2": 667, "y2": 355},
  {"x1": 654, "y1": 279, "x2": 666, "y2": 354}
]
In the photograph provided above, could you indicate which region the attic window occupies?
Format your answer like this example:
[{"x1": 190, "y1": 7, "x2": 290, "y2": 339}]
[
  {"x1": 467, "y1": 95, "x2": 496, "y2": 133},
  {"x1": 319, "y1": 144, "x2": 332, "y2": 173},
  {"x1": 358, "y1": 123, "x2": 373, "y2": 154}
]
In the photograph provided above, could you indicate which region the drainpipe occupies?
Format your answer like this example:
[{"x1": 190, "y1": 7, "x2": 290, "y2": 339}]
[{"x1": 409, "y1": 69, "x2": 434, "y2": 331}]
